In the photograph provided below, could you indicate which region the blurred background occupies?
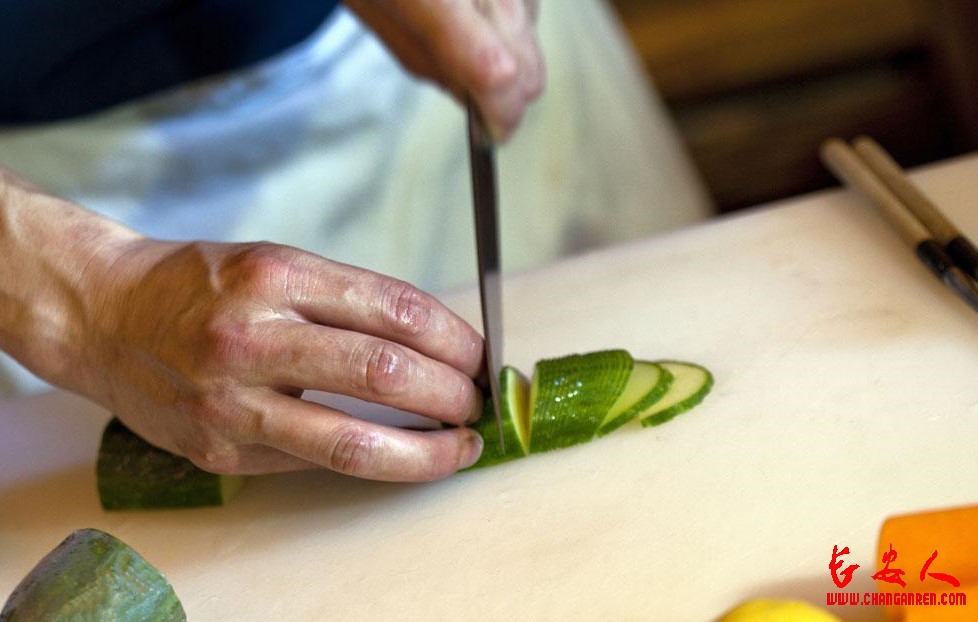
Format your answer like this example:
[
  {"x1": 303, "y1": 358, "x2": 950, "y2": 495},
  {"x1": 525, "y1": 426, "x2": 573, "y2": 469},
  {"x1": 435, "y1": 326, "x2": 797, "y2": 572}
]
[{"x1": 608, "y1": 0, "x2": 978, "y2": 214}]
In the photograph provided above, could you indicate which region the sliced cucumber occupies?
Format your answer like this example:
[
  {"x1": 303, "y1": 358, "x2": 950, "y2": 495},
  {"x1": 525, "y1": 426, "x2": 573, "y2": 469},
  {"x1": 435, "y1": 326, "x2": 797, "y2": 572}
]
[
  {"x1": 639, "y1": 360, "x2": 714, "y2": 428},
  {"x1": 529, "y1": 350, "x2": 634, "y2": 452},
  {"x1": 97, "y1": 418, "x2": 245, "y2": 511},
  {"x1": 1, "y1": 528, "x2": 186, "y2": 621},
  {"x1": 465, "y1": 351, "x2": 713, "y2": 469},
  {"x1": 597, "y1": 361, "x2": 673, "y2": 437},
  {"x1": 467, "y1": 365, "x2": 530, "y2": 468}
]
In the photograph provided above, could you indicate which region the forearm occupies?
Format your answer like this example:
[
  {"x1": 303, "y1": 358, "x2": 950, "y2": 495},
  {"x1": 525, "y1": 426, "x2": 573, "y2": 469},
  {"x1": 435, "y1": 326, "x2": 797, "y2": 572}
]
[{"x1": 0, "y1": 164, "x2": 140, "y2": 394}]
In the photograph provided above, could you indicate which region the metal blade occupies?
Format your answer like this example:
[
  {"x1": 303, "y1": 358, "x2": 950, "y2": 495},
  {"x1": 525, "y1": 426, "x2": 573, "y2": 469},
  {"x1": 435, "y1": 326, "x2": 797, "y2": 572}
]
[{"x1": 466, "y1": 101, "x2": 505, "y2": 450}]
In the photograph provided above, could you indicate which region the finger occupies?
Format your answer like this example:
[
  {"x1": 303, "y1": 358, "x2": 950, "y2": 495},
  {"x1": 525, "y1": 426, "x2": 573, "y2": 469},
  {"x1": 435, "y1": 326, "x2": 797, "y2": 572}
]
[
  {"x1": 350, "y1": 0, "x2": 541, "y2": 138},
  {"x1": 388, "y1": 0, "x2": 519, "y2": 91},
  {"x1": 211, "y1": 443, "x2": 322, "y2": 475},
  {"x1": 407, "y1": 0, "x2": 538, "y2": 137},
  {"x1": 343, "y1": 0, "x2": 449, "y2": 86},
  {"x1": 476, "y1": 0, "x2": 546, "y2": 133},
  {"x1": 256, "y1": 396, "x2": 484, "y2": 482},
  {"x1": 285, "y1": 255, "x2": 484, "y2": 379},
  {"x1": 255, "y1": 321, "x2": 484, "y2": 427}
]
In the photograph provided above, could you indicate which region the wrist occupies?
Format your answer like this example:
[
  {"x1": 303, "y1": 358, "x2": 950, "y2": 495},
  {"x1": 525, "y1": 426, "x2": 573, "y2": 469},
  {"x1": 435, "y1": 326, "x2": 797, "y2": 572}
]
[{"x1": 0, "y1": 166, "x2": 143, "y2": 396}]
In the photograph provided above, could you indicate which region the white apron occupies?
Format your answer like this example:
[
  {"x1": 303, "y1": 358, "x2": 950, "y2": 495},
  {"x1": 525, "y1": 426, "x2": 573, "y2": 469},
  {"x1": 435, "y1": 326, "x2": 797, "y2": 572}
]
[{"x1": 0, "y1": 1, "x2": 712, "y2": 396}]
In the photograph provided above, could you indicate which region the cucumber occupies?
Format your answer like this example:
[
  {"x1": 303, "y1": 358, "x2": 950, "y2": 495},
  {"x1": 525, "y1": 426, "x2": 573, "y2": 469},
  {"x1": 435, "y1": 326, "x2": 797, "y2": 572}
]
[
  {"x1": 639, "y1": 360, "x2": 714, "y2": 427},
  {"x1": 467, "y1": 365, "x2": 531, "y2": 468},
  {"x1": 91, "y1": 355, "x2": 712, "y2": 488},
  {"x1": 596, "y1": 361, "x2": 673, "y2": 436},
  {"x1": 465, "y1": 351, "x2": 713, "y2": 469},
  {"x1": 529, "y1": 349, "x2": 634, "y2": 452},
  {"x1": 97, "y1": 418, "x2": 245, "y2": 511},
  {"x1": 1, "y1": 528, "x2": 186, "y2": 621}
]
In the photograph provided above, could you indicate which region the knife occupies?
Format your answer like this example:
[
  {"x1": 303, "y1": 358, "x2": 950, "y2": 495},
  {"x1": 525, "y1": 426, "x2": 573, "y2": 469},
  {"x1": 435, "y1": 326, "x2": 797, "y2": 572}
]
[{"x1": 466, "y1": 100, "x2": 505, "y2": 449}]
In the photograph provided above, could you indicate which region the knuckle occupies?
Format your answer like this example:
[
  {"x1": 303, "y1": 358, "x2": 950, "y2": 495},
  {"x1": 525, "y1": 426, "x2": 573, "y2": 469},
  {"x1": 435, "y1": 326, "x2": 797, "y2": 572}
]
[
  {"x1": 181, "y1": 389, "x2": 229, "y2": 433},
  {"x1": 184, "y1": 444, "x2": 242, "y2": 475},
  {"x1": 327, "y1": 425, "x2": 381, "y2": 476},
  {"x1": 223, "y1": 243, "x2": 296, "y2": 297},
  {"x1": 380, "y1": 279, "x2": 432, "y2": 337},
  {"x1": 351, "y1": 340, "x2": 411, "y2": 396},
  {"x1": 176, "y1": 427, "x2": 241, "y2": 474},
  {"x1": 176, "y1": 392, "x2": 252, "y2": 475},
  {"x1": 473, "y1": 44, "x2": 516, "y2": 89},
  {"x1": 199, "y1": 316, "x2": 254, "y2": 370}
]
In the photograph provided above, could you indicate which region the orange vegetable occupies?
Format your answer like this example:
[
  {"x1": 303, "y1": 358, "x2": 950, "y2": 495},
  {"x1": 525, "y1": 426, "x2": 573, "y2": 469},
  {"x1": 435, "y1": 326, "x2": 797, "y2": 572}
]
[{"x1": 877, "y1": 504, "x2": 978, "y2": 621}]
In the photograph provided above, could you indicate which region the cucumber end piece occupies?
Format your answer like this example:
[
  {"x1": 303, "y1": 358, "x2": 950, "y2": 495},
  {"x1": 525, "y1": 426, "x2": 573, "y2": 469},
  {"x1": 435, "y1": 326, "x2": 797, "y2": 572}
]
[
  {"x1": 97, "y1": 418, "x2": 246, "y2": 510},
  {"x1": 1, "y1": 528, "x2": 186, "y2": 621},
  {"x1": 220, "y1": 472, "x2": 247, "y2": 504}
]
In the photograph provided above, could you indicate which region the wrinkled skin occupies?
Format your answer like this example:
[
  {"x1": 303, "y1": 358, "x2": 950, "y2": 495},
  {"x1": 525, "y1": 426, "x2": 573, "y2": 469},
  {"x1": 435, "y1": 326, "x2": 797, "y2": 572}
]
[
  {"x1": 0, "y1": 2, "x2": 544, "y2": 481},
  {"x1": 81, "y1": 239, "x2": 488, "y2": 481}
]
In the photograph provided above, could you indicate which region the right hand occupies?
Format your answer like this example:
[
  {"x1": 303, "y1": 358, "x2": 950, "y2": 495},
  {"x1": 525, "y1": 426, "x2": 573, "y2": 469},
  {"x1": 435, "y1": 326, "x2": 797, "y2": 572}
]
[{"x1": 344, "y1": 0, "x2": 545, "y2": 139}]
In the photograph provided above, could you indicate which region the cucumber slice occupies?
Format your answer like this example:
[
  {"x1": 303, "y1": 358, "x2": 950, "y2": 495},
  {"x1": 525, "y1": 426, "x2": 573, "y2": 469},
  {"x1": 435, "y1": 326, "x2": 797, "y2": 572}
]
[
  {"x1": 1, "y1": 528, "x2": 186, "y2": 621},
  {"x1": 97, "y1": 418, "x2": 245, "y2": 511},
  {"x1": 467, "y1": 365, "x2": 531, "y2": 468},
  {"x1": 528, "y1": 350, "x2": 634, "y2": 452},
  {"x1": 597, "y1": 361, "x2": 673, "y2": 437},
  {"x1": 638, "y1": 360, "x2": 714, "y2": 428}
]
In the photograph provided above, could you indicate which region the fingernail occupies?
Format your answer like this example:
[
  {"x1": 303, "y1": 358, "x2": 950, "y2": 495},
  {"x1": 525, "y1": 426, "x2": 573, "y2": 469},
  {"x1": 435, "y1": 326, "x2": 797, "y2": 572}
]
[
  {"x1": 466, "y1": 389, "x2": 487, "y2": 424},
  {"x1": 458, "y1": 430, "x2": 484, "y2": 469}
]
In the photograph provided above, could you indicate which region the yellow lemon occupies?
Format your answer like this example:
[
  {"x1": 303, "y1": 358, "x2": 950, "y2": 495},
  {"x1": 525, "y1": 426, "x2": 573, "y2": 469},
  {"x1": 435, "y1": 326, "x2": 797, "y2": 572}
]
[{"x1": 716, "y1": 599, "x2": 843, "y2": 622}]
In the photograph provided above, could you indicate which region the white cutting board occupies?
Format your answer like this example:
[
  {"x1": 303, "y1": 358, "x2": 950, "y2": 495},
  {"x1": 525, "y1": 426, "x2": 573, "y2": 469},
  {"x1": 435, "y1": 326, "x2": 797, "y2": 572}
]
[{"x1": 3, "y1": 156, "x2": 978, "y2": 621}]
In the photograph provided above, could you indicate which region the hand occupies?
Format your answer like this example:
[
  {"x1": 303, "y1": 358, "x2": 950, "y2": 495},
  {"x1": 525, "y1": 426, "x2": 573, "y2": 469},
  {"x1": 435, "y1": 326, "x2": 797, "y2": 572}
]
[
  {"x1": 344, "y1": 0, "x2": 545, "y2": 139},
  {"x1": 73, "y1": 240, "x2": 486, "y2": 482}
]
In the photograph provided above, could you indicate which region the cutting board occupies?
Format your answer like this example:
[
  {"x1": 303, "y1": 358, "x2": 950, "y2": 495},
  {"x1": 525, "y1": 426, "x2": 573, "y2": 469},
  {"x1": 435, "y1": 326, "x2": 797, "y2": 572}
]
[{"x1": 3, "y1": 156, "x2": 978, "y2": 621}]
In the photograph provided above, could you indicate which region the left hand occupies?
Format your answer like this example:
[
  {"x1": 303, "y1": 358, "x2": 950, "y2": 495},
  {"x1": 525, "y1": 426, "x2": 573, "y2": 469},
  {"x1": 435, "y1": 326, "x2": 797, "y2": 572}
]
[{"x1": 344, "y1": 0, "x2": 545, "y2": 140}]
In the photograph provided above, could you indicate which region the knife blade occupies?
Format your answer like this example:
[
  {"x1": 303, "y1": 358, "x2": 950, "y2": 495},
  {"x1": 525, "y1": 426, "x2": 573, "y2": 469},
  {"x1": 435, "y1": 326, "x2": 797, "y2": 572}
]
[{"x1": 466, "y1": 100, "x2": 505, "y2": 449}]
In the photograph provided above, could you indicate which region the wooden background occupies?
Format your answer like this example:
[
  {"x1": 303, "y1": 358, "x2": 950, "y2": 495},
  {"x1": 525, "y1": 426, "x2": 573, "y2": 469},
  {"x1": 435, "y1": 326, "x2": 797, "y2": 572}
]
[{"x1": 608, "y1": 0, "x2": 978, "y2": 213}]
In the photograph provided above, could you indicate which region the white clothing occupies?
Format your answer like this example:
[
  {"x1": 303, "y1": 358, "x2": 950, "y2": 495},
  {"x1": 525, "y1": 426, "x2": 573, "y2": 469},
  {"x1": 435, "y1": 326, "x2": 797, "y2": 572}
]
[{"x1": 0, "y1": 1, "x2": 711, "y2": 397}]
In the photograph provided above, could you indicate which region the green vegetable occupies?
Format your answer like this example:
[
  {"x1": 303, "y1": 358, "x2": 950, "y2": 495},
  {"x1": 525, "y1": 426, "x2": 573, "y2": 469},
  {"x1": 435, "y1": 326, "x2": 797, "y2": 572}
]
[
  {"x1": 529, "y1": 349, "x2": 634, "y2": 452},
  {"x1": 469, "y1": 365, "x2": 530, "y2": 468},
  {"x1": 639, "y1": 360, "x2": 714, "y2": 427},
  {"x1": 467, "y1": 351, "x2": 713, "y2": 467},
  {"x1": 97, "y1": 418, "x2": 244, "y2": 511},
  {"x1": 1, "y1": 528, "x2": 185, "y2": 621},
  {"x1": 597, "y1": 361, "x2": 673, "y2": 436}
]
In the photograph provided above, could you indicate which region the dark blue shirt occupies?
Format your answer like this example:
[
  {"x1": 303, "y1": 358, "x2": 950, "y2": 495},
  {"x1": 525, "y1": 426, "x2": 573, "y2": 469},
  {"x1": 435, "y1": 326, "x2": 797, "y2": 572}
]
[{"x1": 0, "y1": 0, "x2": 340, "y2": 125}]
